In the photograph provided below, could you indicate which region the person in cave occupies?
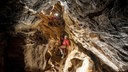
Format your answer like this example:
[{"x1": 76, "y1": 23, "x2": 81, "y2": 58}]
[{"x1": 59, "y1": 35, "x2": 70, "y2": 58}]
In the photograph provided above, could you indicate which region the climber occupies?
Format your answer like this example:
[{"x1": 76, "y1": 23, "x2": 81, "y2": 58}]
[{"x1": 59, "y1": 35, "x2": 70, "y2": 58}]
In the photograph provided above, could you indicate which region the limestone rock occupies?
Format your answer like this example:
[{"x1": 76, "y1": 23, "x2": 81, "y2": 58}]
[{"x1": 0, "y1": 0, "x2": 128, "y2": 72}]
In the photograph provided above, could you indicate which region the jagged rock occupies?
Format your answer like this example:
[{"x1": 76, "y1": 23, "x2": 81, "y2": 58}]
[
  {"x1": 0, "y1": 0, "x2": 128, "y2": 72},
  {"x1": 62, "y1": 0, "x2": 128, "y2": 71}
]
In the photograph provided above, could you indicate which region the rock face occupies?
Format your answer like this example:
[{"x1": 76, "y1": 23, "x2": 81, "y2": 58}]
[
  {"x1": 0, "y1": 0, "x2": 128, "y2": 72},
  {"x1": 63, "y1": 0, "x2": 128, "y2": 71}
]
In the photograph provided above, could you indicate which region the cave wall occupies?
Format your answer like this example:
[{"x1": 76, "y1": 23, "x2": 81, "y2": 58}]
[
  {"x1": 0, "y1": 0, "x2": 128, "y2": 72},
  {"x1": 5, "y1": 32, "x2": 25, "y2": 72},
  {"x1": 63, "y1": 0, "x2": 128, "y2": 71},
  {"x1": 0, "y1": 0, "x2": 43, "y2": 71},
  {"x1": 65, "y1": 0, "x2": 128, "y2": 50},
  {"x1": 0, "y1": 32, "x2": 6, "y2": 72}
]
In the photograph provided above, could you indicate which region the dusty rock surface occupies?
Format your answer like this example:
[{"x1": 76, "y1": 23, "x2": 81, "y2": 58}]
[{"x1": 0, "y1": 0, "x2": 128, "y2": 72}]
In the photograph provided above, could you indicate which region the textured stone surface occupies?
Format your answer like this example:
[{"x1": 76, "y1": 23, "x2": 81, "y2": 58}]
[
  {"x1": 63, "y1": 0, "x2": 128, "y2": 71},
  {"x1": 0, "y1": 0, "x2": 128, "y2": 72}
]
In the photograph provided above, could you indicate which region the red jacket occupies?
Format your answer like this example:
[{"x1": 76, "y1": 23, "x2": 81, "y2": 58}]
[{"x1": 62, "y1": 39, "x2": 70, "y2": 46}]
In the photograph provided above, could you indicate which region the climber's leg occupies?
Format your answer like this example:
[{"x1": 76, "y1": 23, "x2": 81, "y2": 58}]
[
  {"x1": 60, "y1": 45, "x2": 66, "y2": 58},
  {"x1": 60, "y1": 48, "x2": 64, "y2": 55}
]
